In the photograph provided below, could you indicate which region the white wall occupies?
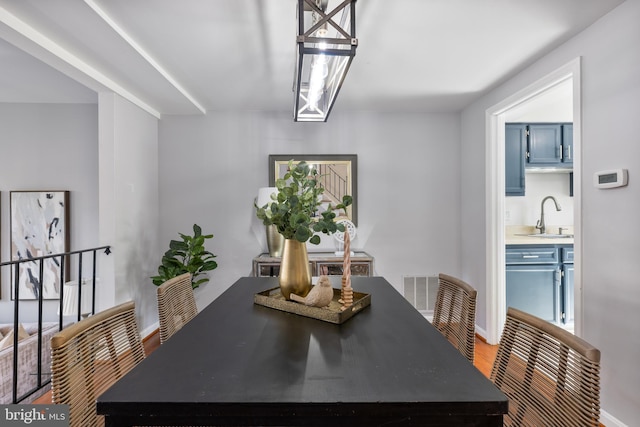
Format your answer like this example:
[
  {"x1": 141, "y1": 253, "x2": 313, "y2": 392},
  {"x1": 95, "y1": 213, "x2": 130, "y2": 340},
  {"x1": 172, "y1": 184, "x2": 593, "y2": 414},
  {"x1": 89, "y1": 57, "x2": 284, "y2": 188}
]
[
  {"x1": 0, "y1": 95, "x2": 160, "y2": 334},
  {"x1": 98, "y1": 93, "x2": 160, "y2": 333},
  {"x1": 461, "y1": 0, "x2": 640, "y2": 424},
  {"x1": 505, "y1": 173, "x2": 574, "y2": 227},
  {"x1": 0, "y1": 103, "x2": 99, "y2": 323},
  {"x1": 158, "y1": 111, "x2": 462, "y2": 307}
]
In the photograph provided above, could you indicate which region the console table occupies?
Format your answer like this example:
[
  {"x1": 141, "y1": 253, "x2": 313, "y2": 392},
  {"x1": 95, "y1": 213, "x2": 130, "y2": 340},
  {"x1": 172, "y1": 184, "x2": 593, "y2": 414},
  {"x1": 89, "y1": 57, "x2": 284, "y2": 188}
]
[{"x1": 252, "y1": 251, "x2": 374, "y2": 277}]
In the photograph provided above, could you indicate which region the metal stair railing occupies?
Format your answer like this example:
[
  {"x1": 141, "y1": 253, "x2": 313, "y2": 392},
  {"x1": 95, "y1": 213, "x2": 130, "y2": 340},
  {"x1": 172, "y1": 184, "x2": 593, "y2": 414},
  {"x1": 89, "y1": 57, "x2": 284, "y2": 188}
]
[
  {"x1": 318, "y1": 164, "x2": 348, "y2": 204},
  {"x1": 0, "y1": 245, "x2": 111, "y2": 403}
]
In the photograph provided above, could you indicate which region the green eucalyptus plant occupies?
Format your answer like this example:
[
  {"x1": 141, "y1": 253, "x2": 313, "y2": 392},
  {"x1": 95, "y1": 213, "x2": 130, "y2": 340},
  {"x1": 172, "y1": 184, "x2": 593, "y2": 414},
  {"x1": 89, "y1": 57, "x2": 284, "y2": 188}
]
[
  {"x1": 255, "y1": 160, "x2": 353, "y2": 244},
  {"x1": 151, "y1": 224, "x2": 218, "y2": 289}
]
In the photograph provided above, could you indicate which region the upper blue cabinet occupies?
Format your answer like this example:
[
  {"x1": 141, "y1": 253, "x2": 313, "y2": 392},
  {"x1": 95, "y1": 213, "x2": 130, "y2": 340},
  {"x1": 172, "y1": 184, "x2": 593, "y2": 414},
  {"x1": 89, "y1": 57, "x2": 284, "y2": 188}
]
[
  {"x1": 526, "y1": 123, "x2": 573, "y2": 168},
  {"x1": 506, "y1": 122, "x2": 573, "y2": 197},
  {"x1": 528, "y1": 124, "x2": 562, "y2": 165},
  {"x1": 562, "y1": 124, "x2": 573, "y2": 166},
  {"x1": 505, "y1": 124, "x2": 527, "y2": 196}
]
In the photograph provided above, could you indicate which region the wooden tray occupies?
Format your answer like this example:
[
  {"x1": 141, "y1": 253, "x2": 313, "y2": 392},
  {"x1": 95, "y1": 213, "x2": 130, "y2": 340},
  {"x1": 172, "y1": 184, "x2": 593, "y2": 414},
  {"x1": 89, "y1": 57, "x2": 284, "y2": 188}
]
[{"x1": 254, "y1": 286, "x2": 371, "y2": 324}]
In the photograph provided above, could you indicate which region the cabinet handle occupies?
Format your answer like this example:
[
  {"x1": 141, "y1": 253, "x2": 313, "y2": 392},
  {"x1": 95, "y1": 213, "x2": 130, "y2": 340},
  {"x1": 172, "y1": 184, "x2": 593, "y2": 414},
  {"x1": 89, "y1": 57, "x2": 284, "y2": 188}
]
[
  {"x1": 566, "y1": 146, "x2": 571, "y2": 160},
  {"x1": 522, "y1": 255, "x2": 539, "y2": 258}
]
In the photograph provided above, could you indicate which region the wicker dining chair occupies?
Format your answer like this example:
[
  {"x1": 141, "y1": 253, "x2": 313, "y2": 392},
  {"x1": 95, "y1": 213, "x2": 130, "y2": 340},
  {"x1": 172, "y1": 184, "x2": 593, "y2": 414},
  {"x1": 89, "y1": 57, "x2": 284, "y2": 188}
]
[
  {"x1": 156, "y1": 272, "x2": 198, "y2": 344},
  {"x1": 432, "y1": 273, "x2": 477, "y2": 363},
  {"x1": 50, "y1": 301, "x2": 145, "y2": 427},
  {"x1": 490, "y1": 307, "x2": 601, "y2": 427}
]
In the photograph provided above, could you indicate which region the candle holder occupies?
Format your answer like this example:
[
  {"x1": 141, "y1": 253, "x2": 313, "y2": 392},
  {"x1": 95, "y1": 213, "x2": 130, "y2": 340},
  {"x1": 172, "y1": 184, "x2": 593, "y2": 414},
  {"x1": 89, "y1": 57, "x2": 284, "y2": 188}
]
[{"x1": 333, "y1": 219, "x2": 356, "y2": 256}]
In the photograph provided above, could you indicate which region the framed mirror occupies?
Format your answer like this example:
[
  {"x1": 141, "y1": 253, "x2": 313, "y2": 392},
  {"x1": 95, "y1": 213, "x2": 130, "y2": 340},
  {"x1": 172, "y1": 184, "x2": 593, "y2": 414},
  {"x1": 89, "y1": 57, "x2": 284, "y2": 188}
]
[{"x1": 269, "y1": 154, "x2": 357, "y2": 225}]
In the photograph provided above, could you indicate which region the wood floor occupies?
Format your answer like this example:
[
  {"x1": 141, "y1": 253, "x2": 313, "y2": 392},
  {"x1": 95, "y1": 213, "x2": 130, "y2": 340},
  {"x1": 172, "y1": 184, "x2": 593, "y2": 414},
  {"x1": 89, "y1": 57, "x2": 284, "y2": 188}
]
[{"x1": 474, "y1": 335, "x2": 499, "y2": 377}]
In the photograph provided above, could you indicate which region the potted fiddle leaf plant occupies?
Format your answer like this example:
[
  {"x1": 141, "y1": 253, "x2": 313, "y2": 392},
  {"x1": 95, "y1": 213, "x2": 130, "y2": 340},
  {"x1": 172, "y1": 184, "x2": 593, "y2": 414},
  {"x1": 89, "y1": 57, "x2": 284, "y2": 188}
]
[
  {"x1": 151, "y1": 224, "x2": 218, "y2": 289},
  {"x1": 255, "y1": 160, "x2": 352, "y2": 299}
]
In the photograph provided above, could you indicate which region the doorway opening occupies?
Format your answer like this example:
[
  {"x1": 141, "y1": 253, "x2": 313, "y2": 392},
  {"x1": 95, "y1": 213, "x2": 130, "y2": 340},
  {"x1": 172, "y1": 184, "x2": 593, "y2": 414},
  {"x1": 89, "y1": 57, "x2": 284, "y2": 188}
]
[{"x1": 485, "y1": 58, "x2": 582, "y2": 345}]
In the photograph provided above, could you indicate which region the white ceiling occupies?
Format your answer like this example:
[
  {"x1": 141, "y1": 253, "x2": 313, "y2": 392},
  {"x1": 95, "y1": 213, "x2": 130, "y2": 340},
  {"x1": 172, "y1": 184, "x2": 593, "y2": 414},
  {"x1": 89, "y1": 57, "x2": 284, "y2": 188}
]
[{"x1": 0, "y1": 0, "x2": 625, "y2": 118}]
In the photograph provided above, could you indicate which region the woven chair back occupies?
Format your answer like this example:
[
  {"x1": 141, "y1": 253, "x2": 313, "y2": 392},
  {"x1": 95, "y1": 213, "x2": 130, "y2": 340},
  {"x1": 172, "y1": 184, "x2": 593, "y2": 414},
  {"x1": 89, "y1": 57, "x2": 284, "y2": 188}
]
[
  {"x1": 490, "y1": 307, "x2": 601, "y2": 426},
  {"x1": 157, "y1": 273, "x2": 198, "y2": 344},
  {"x1": 51, "y1": 301, "x2": 145, "y2": 427},
  {"x1": 432, "y1": 273, "x2": 477, "y2": 363}
]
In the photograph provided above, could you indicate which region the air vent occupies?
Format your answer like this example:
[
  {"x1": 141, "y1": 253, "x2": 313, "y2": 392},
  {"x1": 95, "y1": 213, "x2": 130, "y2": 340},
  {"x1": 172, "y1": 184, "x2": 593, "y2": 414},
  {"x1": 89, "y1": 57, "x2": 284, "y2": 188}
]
[{"x1": 403, "y1": 275, "x2": 439, "y2": 313}]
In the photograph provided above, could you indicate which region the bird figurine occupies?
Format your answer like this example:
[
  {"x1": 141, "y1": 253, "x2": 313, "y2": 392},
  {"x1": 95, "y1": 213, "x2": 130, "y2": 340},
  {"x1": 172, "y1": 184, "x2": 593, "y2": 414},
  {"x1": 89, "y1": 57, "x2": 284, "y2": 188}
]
[{"x1": 290, "y1": 275, "x2": 334, "y2": 308}]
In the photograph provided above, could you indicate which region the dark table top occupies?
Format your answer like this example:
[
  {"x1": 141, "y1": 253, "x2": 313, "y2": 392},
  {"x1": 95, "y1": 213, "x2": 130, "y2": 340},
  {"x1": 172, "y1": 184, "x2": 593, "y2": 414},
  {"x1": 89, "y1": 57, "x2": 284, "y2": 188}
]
[{"x1": 97, "y1": 276, "x2": 507, "y2": 426}]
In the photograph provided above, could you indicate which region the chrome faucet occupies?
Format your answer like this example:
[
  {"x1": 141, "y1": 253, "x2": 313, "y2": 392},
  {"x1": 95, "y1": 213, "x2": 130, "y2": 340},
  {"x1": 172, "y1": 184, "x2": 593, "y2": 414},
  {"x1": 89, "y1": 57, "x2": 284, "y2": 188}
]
[{"x1": 535, "y1": 196, "x2": 561, "y2": 234}]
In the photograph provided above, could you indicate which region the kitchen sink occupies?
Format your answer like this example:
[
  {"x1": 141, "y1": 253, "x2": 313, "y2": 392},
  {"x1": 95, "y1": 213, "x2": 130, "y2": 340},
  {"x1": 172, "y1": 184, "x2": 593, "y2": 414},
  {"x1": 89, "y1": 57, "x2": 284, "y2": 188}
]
[{"x1": 516, "y1": 233, "x2": 574, "y2": 238}]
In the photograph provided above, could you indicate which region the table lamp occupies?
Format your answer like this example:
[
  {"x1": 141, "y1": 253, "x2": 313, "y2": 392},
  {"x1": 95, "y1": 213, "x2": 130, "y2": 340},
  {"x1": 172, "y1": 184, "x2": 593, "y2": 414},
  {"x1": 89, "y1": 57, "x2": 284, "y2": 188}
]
[
  {"x1": 256, "y1": 187, "x2": 285, "y2": 257},
  {"x1": 60, "y1": 278, "x2": 97, "y2": 318}
]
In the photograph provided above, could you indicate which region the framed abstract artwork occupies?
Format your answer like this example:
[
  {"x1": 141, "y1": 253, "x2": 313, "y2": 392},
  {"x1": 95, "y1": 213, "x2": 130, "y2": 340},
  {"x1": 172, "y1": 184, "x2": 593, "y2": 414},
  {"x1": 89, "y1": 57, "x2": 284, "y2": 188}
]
[{"x1": 10, "y1": 191, "x2": 70, "y2": 300}]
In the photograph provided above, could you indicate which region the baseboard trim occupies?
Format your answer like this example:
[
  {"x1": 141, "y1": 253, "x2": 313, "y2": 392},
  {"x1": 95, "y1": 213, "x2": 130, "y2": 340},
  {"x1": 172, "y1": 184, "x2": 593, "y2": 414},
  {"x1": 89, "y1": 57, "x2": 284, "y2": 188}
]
[
  {"x1": 601, "y1": 409, "x2": 627, "y2": 427},
  {"x1": 141, "y1": 321, "x2": 159, "y2": 341},
  {"x1": 475, "y1": 326, "x2": 488, "y2": 342}
]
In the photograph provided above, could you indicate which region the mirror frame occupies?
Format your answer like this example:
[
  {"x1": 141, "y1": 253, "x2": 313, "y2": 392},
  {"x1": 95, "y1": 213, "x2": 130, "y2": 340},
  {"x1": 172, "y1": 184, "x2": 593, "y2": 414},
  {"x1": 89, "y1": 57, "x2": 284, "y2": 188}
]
[{"x1": 268, "y1": 154, "x2": 357, "y2": 226}]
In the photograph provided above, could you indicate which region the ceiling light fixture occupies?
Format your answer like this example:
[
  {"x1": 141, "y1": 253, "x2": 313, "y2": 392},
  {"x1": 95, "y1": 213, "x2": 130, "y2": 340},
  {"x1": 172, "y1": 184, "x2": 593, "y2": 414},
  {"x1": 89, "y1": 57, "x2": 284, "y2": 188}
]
[{"x1": 294, "y1": 0, "x2": 358, "y2": 122}]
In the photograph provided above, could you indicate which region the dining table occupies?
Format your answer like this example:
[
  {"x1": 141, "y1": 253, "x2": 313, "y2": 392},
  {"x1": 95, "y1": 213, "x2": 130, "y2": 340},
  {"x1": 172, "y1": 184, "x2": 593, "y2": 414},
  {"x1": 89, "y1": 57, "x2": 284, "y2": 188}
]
[{"x1": 97, "y1": 276, "x2": 507, "y2": 426}]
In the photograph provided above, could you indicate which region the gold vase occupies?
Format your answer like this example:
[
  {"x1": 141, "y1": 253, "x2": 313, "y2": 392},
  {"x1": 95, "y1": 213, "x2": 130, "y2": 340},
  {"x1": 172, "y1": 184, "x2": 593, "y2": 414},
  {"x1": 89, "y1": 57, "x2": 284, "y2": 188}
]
[{"x1": 279, "y1": 239, "x2": 312, "y2": 300}]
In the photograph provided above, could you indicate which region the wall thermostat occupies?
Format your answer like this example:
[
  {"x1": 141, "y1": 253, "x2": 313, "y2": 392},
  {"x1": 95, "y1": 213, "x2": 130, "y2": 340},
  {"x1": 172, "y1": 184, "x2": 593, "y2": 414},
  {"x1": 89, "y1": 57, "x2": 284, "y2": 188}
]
[{"x1": 593, "y1": 169, "x2": 628, "y2": 189}]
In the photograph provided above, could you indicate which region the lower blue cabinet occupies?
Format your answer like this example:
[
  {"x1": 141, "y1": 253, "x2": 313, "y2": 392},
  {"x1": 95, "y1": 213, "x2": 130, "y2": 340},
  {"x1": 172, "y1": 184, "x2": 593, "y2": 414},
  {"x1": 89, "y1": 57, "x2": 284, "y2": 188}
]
[
  {"x1": 506, "y1": 264, "x2": 561, "y2": 324},
  {"x1": 562, "y1": 263, "x2": 574, "y2": 325},
  {"x1": 561, "y1": 247, "x2": 574, "y2": 326},
  {"x1": 506, "y1": 245, "x2": 573, "y2": 326}
]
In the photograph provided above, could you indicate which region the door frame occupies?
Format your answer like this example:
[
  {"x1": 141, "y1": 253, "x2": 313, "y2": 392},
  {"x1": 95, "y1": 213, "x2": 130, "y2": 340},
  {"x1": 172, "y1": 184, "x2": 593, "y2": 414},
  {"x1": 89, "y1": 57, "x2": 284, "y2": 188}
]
[{"x1": 485, "y1": 57, "x2": 582, "y2": 344}]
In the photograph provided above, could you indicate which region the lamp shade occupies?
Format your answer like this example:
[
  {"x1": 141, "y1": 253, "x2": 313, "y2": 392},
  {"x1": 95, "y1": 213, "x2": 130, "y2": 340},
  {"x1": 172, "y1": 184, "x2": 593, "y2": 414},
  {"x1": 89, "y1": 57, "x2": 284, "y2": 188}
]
[
  {"x1": 294, "y1": 0, "x2": 357, "y2": 122},
  {"x1": 257, "y1": 187, "x2": 278, "y2": 208},
  {"x1": 60, "y1": 278, "x2": 97, "y2": 317}
]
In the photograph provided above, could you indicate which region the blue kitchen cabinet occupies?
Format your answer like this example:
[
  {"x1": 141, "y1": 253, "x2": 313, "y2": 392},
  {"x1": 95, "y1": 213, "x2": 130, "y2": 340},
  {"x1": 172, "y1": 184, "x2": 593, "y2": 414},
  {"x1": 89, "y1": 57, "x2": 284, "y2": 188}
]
[
  {"x1": 526, "y1": 123, "x2": 573, "y2": 167},
  {"x1": 506, "y1": 245, "x2": 573, "y2": 326},
  {"x1": 562, "y1": 264, "x2": 574, "y2": 325},
  {"x1": 506, "y1": 254, "x2": 561, "y2": 324},
  {"x1": 527, "y1": 124, "x2": 563, "y2": 165},
  {"x1": 562, "y1": 247, "x2": 574, "y2": 326},
  {"x1": 505, "y1": 122, "x2": 573, "y2": 196},
  {"x1": 505, "y1": 124, "x2": 526, "y2": 196},
  {"x1": 506, "y1": 264, "x2": 561, "y2": 323},
  {"x1": 562, "y1": 124, "x2": 573, "y2": 166},
  {"x1": 505, "y1": 246, "x2": 559, "y2": 264}
]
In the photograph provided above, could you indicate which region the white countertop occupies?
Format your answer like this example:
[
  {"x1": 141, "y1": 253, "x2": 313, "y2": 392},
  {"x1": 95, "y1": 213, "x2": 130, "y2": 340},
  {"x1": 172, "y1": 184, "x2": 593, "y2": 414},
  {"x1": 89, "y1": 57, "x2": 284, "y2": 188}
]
[{"x1": 505, "y1": 225, "x2": 574, "y2": 245}]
